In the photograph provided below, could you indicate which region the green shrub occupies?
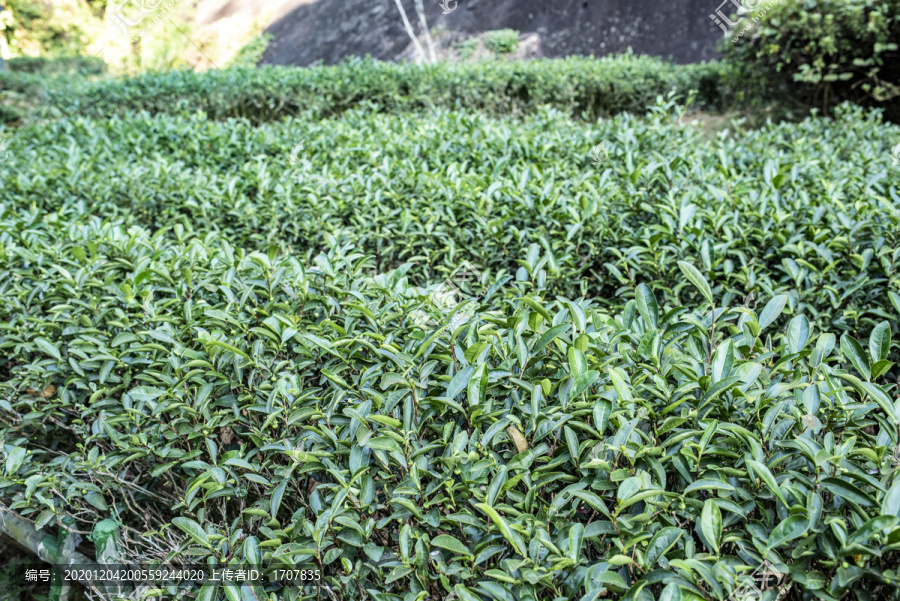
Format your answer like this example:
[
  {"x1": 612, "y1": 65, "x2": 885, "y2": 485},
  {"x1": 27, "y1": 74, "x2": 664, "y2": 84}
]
[
  {"x1": 227, "y1": 33, "x2": 274, "y2": 69},
  {"x1": 0, "y1": 69, "x2": 47, "y2": 94},
  {"x1": 0, "y1": 62, "x2": 105, "y2": 126},
  {"x1": 33, "y1": 55, "x2": 746, "y2": 123},
  {"x1": 6, "y1": 55, "x2": 107, "y2": 75},
  {"x1": 0, "y1": 104, "x2": 23, "y2": 125},
  {"x1": 455, "y1": 37, "x2": 479, "y2": 60},
  {"x1": 483, "y1": 29, "x2": 519, "y2": 55},
  {"x1": 0, "y1": 70, "x2": 52, "y2": 125},
  {"x1": 721, "y1": 0, "x2": 900, "y2": 118}
]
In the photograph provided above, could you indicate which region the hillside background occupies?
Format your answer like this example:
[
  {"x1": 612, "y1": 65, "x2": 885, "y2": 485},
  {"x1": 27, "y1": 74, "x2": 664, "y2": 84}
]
[{"x1": 0, "y1": 0, "x2": 723, "y2": 73}]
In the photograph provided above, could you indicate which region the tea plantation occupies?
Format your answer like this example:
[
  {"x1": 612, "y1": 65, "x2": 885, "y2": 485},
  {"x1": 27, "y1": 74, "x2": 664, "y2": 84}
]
[{"x1": 2, "y1": 64, "x2": 900, "y2": 601}]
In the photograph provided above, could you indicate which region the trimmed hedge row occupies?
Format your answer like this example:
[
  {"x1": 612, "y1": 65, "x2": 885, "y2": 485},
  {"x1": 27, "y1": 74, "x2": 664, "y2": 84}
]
[
  {"x1": 5, "y1": 55, "x2": 107, "y2": 75},
  {"x1": 36, "y1": 54, "x2": 751, "y2": 123},
  {"x1": 0, "y1": 68, "x2": 101, "y2": 125},
  {"x1": 0, "y1": 70, "x2": 50, "y2": 124}
]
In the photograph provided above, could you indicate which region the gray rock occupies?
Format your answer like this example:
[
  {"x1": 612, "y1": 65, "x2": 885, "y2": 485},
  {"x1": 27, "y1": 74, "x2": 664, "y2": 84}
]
[{"x1": 194, "y1": 0, "x2": 724, "y2": 67}]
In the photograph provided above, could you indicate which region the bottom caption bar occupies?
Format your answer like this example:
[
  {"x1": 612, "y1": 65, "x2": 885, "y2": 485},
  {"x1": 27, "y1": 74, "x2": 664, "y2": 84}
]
[{"x1": 18, "y1": 562, "x2": 326, "y2": 589}]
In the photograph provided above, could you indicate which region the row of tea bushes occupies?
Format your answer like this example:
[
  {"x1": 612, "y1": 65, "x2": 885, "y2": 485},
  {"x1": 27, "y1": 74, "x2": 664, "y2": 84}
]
[
  {"x1": 2, "y1": 101, "x2": 899, "y2": 344},
  {"x1": 1, "y1": 206, "x2": 899, "y2": 600},
  {"x1": 36, "y1": 55, "x2": 751, "y2": 123}
]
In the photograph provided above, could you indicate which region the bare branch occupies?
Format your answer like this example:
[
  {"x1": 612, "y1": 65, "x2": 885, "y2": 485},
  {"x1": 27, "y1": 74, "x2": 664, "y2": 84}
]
[
  {"x1": 392, "y1": 0, "x2": 426, "y2": 63},
  {"x1": 414, "y1": 0, "x2": 437, "y2": 63}
]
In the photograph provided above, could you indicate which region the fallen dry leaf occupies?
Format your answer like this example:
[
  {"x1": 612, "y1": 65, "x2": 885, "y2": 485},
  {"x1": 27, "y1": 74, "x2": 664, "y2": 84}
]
[
  {"x1": 220, "y1": 426, "x2": 234, "y2": 445},
  {"x1": 506, "y1": 426, "x2": 529, "y2": 453}
]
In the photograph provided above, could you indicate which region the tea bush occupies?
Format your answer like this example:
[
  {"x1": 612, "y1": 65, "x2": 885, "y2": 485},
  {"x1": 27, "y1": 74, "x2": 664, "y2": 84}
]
[
  {"x1": 1, "y1": 88, "x2": 900, "y2": 600},
  {"x1": 0, "y1": 67, "x2": 101, "y2": 125},
  {"x1": 1, "y1": 204, "x2": 899, "y2": 600},
  {"x1": 0, "y1": 69, "x2": 52, "y2": 124},
  {"x1": 1, "y1": 101, "x2": 897, "y2": 340},
  {"x1": 6, "y1": 55, "x2": 107, "y2": 75},
  {"x1": 455, "y1": 38, "x2": 479, "y2": 60},
  {"x1": 37, "y1": 55, "x2": 745, "y2": 123}
]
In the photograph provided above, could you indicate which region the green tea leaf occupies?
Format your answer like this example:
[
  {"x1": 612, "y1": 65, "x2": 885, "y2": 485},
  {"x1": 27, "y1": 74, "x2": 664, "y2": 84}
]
[
  {"x1": 841, "y1": 335, "x2": 871, "y2": 380},
  {"x1": 869, "y1": 320, "x2": 891, "y2": 363},
  {"x1": 746, "y1": 459, "x2": 789, "y2": 507},
  {"x1": 758, "y1": 295, "x2": 788, "y2": 330},
  {"x1": 171, "y1": 517, "x2": 210, "y2": 547},
  {"x1": 700, "y1": 499, "x2": 722, "y2": 555},
  {"x1": 635, "y1": 283, "x2": 659, "y2": 330},
  {"x1": 766, "y1": 514, "x2": 808, "y2": 548},
  {"x1": 645, "y1": 527, "x2": 683, "y2": 568},
  {"x1": 34, "y1": 337, "x2": 61, "y2": 360},
  {"x1": 677, "y1": 261, "x2": 714, "y2": 305},
  {"x1": 432, "y1": 534, "x2": 472, "y2": 556}
]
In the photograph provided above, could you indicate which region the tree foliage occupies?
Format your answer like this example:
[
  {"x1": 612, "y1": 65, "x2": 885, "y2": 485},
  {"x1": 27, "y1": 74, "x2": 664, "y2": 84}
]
[{"x1": 721, "y1": 0, "x2": 900, "y2": 118}]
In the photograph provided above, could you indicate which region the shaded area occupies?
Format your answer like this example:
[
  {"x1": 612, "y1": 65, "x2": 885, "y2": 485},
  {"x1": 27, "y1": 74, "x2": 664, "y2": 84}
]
[{"x1": 252, "y1": 0, "x2": 722, "y2": 66}]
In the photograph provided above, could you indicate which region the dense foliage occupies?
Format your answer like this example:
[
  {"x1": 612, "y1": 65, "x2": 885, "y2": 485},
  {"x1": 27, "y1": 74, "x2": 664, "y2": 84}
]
[
  {"x1": 0, "y1": 0, "x2": 103, "y2": 58},
  {"x1": 0, "y1": 64, "x2": 102, "y2": 125},
  {"x1": 2, "y1": 101, "x2": 897, "y2": 340},
  {"x1": 0, "y1": 0, "x2": 265, "y2": 75},
  {"x1": 31, "y1": 55, "x2": 747, "y2": 123},
  {"x1": 721, "y1": 0, "x2": 900, "y2": 118},
  {"x1": 1, "y1": 78, "x2": 900, "y2": 600},
  {"x1": 2, "y1": 196, "x2": 900, "y2": 600}
]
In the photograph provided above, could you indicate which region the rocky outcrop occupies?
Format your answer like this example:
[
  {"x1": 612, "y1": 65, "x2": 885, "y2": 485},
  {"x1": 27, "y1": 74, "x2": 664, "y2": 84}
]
[{"x1": 195, "y1": 0, "x2": 725, "y2": 66}]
